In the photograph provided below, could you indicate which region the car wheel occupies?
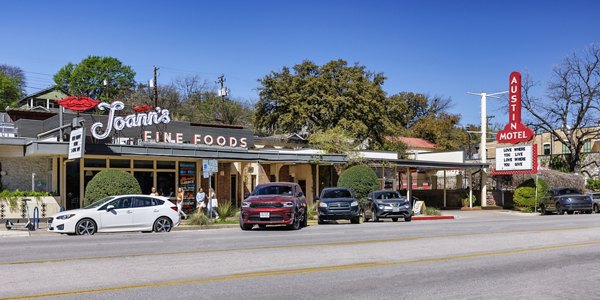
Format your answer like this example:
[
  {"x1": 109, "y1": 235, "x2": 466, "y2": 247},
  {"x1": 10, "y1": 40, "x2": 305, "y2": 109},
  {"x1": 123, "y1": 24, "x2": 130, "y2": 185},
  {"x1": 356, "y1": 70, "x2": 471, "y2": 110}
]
[
  {"x1": 392, "y1": 218, "x2": 399, "y2": 222},
  {"x1": 75, "y1": 219, "x2": 96, "y2": 236},
  {"x1": 594, "y1": 204, "x2": 599, "y2": 213},
  {"x1": 567, "y1": 210, "x2": 574, "y2": 215},
  {"x1": 301, "y1": 210, "x2": 308, "y2": 227},
  {"x1": 258, "y1": 224, "x2": 266, "y2": 228},
  {"x1": 318, "y1": 216, "x2": 325, "y2": 224},
  {"x1": 153, "y1": 217, "x2": 172, "y2": 232},
  {"x1": 556, "y1": 203, "x2": 564, "y2": 215},
  {"x1": 585, "y1": 210, "x2": 592, "y2": 214},
  {"x1": 404, "y1": 215, "x2": 412, "y2": 222},
  {"x1": 239, "y1": 215, "x2": 253, "y2": 231},
  {"x1": 371, "y1": 209, "x2": 379, "y2": 222},
  {"x1": 350, "y1": 215, "x2": 360, "y2": 224},
  {"x1": 287, "y1": 216, "x2": 301, "y2": 230}
]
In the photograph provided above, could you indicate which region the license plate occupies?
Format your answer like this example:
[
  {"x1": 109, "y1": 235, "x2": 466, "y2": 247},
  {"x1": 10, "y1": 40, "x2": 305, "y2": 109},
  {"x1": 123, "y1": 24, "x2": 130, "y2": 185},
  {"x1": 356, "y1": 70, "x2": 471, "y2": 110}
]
[
  {"x1": 392, "y1": 207, "x2": 400, "y2": 212},
  {"x1": 260, "y1": 212, "x2": 270, "y2": 218}
]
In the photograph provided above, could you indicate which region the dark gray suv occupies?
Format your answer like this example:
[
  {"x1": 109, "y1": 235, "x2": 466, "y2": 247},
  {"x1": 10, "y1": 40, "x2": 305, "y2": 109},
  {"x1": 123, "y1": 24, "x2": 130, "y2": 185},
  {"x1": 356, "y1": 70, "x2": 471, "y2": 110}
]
[
  {"x1": 540, "y1": 188, "x2": 593, "y2": 215},
  {"x1": 316, "y1": 187, "x2": 361, "y2": 224},
  {"x1": 364, "y1": 190, "x2": 412, "y2": 222}
]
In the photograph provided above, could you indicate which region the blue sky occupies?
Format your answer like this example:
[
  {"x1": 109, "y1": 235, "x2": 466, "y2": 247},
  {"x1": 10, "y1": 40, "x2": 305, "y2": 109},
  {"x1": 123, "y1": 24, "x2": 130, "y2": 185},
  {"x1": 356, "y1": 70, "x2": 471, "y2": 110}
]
[{"x1": 2, "y1": 0, "x2": 599, "y2": 126}]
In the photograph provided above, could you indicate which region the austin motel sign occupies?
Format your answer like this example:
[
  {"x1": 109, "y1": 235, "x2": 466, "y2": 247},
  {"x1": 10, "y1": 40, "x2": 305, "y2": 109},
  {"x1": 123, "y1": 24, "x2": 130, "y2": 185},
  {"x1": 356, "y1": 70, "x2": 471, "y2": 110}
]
[{"x1": 492, "y1": 72, "x2": 537, "y2": 175}]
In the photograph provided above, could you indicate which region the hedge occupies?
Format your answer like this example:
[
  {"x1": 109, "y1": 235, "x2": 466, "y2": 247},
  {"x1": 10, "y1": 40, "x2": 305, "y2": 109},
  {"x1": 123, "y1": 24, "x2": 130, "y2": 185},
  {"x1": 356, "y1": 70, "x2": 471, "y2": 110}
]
[
  {"x1": 83, "y1": 169, "x2": 141, "y2": 206},
  {"x1": 337, "y1": 165, "x2": 379, "y2": 200},
  {"x1": 513, "y1": 178, "x2": 548, "y2": 211}
]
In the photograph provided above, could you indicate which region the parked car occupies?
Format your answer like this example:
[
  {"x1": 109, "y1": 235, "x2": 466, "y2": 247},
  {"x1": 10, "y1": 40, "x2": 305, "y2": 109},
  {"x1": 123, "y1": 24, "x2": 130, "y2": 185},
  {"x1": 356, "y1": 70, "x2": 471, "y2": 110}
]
[
  {"x1": 239, "y1": 182, "x2": 307, "y2": 230},
  {"x1": 316, "y1": 187, "x2": 362, "y2": 224},
  {"x1": 591, "y1": 193, "x2": 600, "y2": 213},
  {"x1": 540, "y1": 188, "x2": 593, "y2": 215},
  {"x1": 48, "y1": 195, "x2": 180, "y2": 235},
  {"x1": 364, "y1": 190, "x2": 413, "y2": 222}
]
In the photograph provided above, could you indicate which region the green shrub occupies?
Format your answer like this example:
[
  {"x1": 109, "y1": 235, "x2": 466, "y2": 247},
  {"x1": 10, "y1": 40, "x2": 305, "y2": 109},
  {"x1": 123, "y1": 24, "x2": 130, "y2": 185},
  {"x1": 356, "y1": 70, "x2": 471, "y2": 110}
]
[
  {"x1": 424, "y1": 207, "x2": 441, "y2": 216},
  {"x1": 0, "y1": 189, "x2": 51, "y2": 212},
  {"x1": 587, "y1": 178, "x2": 600, "y2": 191},
  {"x1": 337, "y1": 165, "x2": 379, "y2": 200},
  {"x1": 514, "y1": 178, "x2": 548, "y2": 211},
  {"x1": 83, "y1": 169, "x2": 141, "y2": 206},
  {"x1": 187, "y1": 212, "x2": 210, "y2": 225},
  {"x1": 307, "y1": 202, "x2": 317, "y2": 220},
  {"x1": 216, "y1": 201, "x2": 237, "y2": 221}
]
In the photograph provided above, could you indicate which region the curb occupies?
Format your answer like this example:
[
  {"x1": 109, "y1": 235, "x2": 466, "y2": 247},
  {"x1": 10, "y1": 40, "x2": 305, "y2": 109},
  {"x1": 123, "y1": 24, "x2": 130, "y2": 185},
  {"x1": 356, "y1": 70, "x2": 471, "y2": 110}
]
[{"x1": 412, "y1": 215, "x2": 455, "y2": 221}]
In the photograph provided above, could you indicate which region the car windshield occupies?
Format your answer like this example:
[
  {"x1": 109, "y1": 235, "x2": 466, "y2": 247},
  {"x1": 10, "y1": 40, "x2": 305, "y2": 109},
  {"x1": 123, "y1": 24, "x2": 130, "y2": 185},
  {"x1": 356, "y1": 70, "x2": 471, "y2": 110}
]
[
  {"x1": 322, "y1": 189, "x2": 352, "y2": 199},
  {"x1": 556, "y1": 189, "x2": 581, "y2": 196},
  {"x1": 84, "y1": 196, "x2": 115, "y2": 209},
  {"x1": 253, "y1": 185, "x2": 293, "y2": 196},
  {"x1": 376, "y1": 191, "x2": 401, "y2": 200}
]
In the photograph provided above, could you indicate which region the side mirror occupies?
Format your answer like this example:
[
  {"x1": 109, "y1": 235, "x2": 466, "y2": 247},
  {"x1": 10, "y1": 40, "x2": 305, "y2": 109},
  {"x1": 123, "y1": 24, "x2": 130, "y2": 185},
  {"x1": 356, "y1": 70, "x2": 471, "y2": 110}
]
[
  {"x1": 367, "y1": 197, "x2": 372, "y2": 201},
  {"x1": 106, "y1": 205, "x2": 115, "y2": 211}
]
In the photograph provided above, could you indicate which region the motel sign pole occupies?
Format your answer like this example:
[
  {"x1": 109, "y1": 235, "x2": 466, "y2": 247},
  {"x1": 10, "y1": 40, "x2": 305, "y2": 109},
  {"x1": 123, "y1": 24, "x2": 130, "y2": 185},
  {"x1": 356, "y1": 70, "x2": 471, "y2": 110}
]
[{"x1": 468, "y1": 91, "x2": 507, "y2": 207}]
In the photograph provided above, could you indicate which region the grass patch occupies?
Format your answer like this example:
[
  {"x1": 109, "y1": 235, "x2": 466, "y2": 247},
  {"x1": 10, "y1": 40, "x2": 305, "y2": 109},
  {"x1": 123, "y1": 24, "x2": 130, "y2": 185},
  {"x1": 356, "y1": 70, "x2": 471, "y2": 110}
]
[{"x1": 424, "y1": 207, "x2": 441, "y2": 216}]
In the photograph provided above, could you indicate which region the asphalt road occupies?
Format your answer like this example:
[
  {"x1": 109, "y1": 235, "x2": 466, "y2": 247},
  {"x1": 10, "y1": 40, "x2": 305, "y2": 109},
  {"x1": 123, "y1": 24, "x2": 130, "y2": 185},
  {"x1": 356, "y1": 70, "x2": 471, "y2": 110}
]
[{"x1": 2, "y1": 211, "x2": 600, "y2": 299}]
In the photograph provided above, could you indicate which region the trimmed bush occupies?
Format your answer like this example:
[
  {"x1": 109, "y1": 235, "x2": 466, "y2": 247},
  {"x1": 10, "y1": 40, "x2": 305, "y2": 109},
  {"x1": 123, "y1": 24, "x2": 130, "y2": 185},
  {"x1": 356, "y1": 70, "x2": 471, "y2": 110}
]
[
  {"x1": 514, "y1": 178, "x2": 548, "y2": 211},
  {"x1": 83, "y1": 169, "x2": 141, "y2": 206},
  {"x1": 337, "y1": 165, "x2": 379, "y2": 200},
  {"x1": 587, "y1": 178, "x2": 600, "y2": 191}
]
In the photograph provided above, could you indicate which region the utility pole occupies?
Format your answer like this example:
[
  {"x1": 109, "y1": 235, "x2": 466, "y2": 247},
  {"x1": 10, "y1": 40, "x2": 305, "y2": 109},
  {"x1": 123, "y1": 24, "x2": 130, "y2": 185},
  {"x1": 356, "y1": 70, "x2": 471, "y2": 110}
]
[
  {"x1": 153, "y1": 66, "x2": 159, "y2": 107},
  {"x1": 216, "y1": 74, "x2": 229, "y2": 124},
  {"x1": 467, "y1": 91, "x2": 507, "y2": 207}
]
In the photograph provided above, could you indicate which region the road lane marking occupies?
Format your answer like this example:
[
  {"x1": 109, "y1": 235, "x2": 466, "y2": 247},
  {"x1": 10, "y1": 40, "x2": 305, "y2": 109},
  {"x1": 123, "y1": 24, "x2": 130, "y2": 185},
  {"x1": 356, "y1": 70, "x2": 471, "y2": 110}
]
[
  {"x1": 1, "y1": 225, "x2": 599, "y2": 266},
  {"x1": 4, "y1": 240, "x2": 600, "y2": 300}
]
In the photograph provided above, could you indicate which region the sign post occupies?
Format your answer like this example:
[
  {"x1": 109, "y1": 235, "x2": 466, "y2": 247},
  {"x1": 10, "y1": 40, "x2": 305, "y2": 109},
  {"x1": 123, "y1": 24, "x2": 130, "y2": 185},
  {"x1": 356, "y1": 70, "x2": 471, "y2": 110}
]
[{"x1": 202, "y1": 160, "x2": 218, "y2": 220}]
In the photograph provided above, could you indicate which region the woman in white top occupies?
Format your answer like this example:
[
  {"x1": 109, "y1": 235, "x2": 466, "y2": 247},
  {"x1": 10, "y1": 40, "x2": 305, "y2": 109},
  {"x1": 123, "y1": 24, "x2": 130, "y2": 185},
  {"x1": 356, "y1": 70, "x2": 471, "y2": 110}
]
[{"x1": 208, "y1": 188, "x2": 219, "y2": 218}]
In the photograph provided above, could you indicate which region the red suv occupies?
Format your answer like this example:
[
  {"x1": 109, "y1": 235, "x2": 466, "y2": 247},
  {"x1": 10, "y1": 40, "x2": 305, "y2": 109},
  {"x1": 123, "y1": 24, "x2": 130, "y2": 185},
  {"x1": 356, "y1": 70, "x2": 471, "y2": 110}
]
[{"x1": 239, "y1": 182, "x2": 307, "y2": 230}]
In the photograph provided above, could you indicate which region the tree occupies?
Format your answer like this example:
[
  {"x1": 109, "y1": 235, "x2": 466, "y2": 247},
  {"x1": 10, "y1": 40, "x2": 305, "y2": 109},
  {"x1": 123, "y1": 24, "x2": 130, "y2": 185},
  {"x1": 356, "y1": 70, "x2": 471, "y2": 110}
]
[
  {"x1": 53, "y1": 56, "x2": 136, "y2": 101},
  {"x1": 83, "y1": 169, "x2": 141, "y2": 206},
  {"x1": 0, "y1": 64, "x2": 26, "y2": 91},
  {"x1": 256, "y1": 59, "x2": 388, "y2": 146},
  {"x1": 0, "y1": 71, "x2": 22, "y2": 110},
  {"x1": 522, "y1": 44, "x2": 600, "y2": 173},
  {"x1": 409, "y1": 113, "x2": 467, "y2": 150}
]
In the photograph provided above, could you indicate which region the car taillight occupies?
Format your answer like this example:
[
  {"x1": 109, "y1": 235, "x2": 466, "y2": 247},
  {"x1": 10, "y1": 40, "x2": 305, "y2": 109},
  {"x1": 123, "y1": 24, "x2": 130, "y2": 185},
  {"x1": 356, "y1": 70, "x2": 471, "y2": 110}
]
[{"x1": 171, "y1": 206, "x2": 178, "y2": 212}]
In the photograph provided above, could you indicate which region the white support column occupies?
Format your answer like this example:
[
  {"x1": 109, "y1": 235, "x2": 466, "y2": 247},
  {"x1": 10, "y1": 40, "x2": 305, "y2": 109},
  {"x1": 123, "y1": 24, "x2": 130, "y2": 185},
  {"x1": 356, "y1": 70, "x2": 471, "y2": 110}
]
[
  {"x1": 468, "y1": 169, "x2": 473, "y2": 208},
  {"x1": 406, "y1": 168, "x2": 412, "y2": 202},
  {"x1": 480, "y1": 93, "x2": 488, "y2": 208},
  {"x1": 443, "y1": 170, "x2": 447, "y2": 208}
]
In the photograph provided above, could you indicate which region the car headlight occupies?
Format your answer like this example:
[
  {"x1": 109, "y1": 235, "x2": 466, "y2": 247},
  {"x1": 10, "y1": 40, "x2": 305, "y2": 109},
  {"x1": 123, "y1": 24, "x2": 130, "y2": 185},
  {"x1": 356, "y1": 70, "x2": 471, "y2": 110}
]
[
  {"x1": 350, "y1": 201, "x2": 359, "y2": 207},
  {"x1": 241, "y1": 202, "x2": 250, "y2": 208},
  {"x1": 378, "y1": 205, "x2": 384, "y2": 210},
  {"x1": 566, "y1": 198, "x2": 572, "y2": 203},
  {"x1": 319, "y1": 202, "x2": 328, "y2": 208},
  {"x1": 55, "y1": 214, "x2": 75, "y2": 220},
  {"x1": 283, "y1": 202, "x2": 294, "y2": 208}
]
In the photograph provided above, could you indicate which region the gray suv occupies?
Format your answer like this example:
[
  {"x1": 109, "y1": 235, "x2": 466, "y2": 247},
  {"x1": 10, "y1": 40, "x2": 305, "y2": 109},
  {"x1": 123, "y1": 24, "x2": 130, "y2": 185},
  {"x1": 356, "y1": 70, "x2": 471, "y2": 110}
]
[
  {"x1": 540, "y1": 188, "x2": 593, "y2": 215},
  {"x1": 364, "y1": 190, "x2": 412, "y2": 222},
  {"x1": 316, "y1": 187, "x2": 361, "y2": 224}
]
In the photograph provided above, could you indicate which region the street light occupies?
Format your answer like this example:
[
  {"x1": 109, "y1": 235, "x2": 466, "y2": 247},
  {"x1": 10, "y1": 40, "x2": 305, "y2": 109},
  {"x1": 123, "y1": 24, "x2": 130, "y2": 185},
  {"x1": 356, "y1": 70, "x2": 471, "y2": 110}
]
[{"x1": 467, "y1": 91, "x2": 507, "y2": 207}]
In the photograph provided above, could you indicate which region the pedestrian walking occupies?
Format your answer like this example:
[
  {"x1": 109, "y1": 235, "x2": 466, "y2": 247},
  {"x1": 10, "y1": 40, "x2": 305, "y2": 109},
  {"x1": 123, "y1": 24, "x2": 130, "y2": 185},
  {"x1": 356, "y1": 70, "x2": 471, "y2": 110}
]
[
  {"x1": 177, "y1": 187, "x2": 187, "y2": 220},
  {"x1": 196, "y1": 187, "x2": 206, "y2": 214},
  {"x1": 208, "y1": 187, "x2": 219, "y2": 218}
]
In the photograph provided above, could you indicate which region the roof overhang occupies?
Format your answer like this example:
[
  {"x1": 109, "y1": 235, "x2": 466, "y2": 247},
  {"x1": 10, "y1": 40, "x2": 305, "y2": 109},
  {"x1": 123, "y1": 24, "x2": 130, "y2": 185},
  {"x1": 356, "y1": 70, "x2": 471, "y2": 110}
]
[
  {"x1": 23, "y1": 142, "x2": 347, "y2": 164},
  {"x1": 373, "y1": 158, "x2": 489, "y2": 170}
]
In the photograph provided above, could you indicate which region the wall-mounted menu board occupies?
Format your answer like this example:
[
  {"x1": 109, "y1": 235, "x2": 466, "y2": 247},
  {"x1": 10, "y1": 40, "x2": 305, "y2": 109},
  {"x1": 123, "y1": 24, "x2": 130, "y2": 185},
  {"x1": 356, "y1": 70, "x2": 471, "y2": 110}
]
[{"x1": 178, "y1": 162, "x2": 196, "y2": 211}]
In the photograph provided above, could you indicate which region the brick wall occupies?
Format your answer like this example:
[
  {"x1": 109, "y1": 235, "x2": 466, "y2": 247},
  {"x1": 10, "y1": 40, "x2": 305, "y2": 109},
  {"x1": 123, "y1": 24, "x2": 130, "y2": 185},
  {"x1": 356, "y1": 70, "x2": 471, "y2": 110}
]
[{"x1": 216, "y1": 163, "x2": 231, "y2": 204}]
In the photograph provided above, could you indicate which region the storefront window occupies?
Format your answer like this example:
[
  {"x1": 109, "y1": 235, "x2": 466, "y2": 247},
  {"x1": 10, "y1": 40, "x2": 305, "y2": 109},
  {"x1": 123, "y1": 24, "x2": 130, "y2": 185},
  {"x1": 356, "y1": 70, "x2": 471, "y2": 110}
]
[
  {"x1": 134, "y1": 160, "x2": 154, "y2": 169},
  {"x1": 84, "y1": 158, "x2": 106, "y2": 168},
  {"x1": 157, "y1": 172, "x2": 176, "y2": 198},
  {"x1": 178, "y1": 162, "x2": 196, "y2": 211},
  {"x1": 134, "y1": 171, "x2": 154, "y2": 194},
  {"x1": 110, "y1": 159, "x2": 131, "y2": 168},
  {"x1": 157, "y1": 161, "x2": 176, "y2": 169}
]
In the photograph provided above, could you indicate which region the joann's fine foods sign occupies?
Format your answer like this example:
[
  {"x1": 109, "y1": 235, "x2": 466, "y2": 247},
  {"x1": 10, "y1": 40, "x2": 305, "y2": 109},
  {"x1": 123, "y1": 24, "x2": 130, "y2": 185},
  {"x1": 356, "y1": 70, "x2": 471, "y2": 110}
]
[{"x1": 495, "y1": 145, "x2": 533, "y2": 171}]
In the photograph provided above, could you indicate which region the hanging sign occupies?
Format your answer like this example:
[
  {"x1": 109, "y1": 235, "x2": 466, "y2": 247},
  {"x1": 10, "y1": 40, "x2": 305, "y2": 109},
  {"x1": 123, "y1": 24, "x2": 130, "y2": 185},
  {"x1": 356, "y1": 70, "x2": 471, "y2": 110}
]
[
  {"x1": 496, "y1": 72, "x2": 534, "y2": 144},
  {"x1": 90, "y1": 101, "x2": 171, "y2": 140},
  {"x1": 202, "y1": 159, "x2": 218, "y2": 173},
  {"x1": 68, "y1": 127, "x2": 85, "y2": 159}
]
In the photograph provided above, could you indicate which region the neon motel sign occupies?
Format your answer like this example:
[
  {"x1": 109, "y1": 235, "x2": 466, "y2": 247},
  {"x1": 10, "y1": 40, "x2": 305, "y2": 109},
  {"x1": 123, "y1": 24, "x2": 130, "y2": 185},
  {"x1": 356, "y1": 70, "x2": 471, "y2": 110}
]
[{"x1": 496, "y1": 72, "x2": 534, "y2": 144}]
